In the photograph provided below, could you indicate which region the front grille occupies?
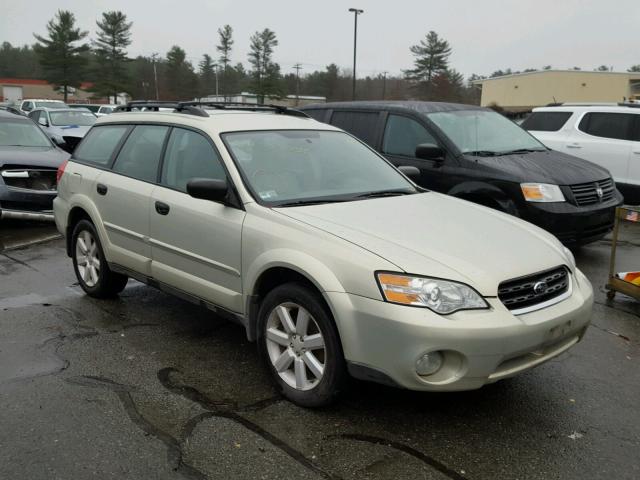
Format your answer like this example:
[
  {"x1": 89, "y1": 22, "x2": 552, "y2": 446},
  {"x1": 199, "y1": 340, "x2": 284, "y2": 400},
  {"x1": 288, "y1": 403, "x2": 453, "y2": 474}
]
[
  {"x1": 498, "y1": 266, "x2": 569, "y2": 312},
  {"x1": 1, "y1": 167, "x2": 57, "y2": 191},
  {"x1": 569, "y1": 178, "x2": 615, "y2": 206}
]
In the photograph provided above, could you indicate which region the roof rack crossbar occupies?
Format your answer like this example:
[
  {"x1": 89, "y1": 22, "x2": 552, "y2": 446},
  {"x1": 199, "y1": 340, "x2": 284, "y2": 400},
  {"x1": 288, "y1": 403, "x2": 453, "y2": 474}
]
[{"x1": 117, "y1": 100, "x2": 311, "y2": 118}]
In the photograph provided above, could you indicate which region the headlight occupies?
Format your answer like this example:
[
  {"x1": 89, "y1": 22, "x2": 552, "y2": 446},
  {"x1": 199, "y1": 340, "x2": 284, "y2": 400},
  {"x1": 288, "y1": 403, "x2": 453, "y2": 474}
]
[
  {"x1": 521, "y1": 183, "x2": 565, "y2": 202},
  {"x1": 563, "y1": 246, "x2": 576, "y2": 271},
  {"x1": 376, "y1": 272, "x2": 489, "y2": 314}
]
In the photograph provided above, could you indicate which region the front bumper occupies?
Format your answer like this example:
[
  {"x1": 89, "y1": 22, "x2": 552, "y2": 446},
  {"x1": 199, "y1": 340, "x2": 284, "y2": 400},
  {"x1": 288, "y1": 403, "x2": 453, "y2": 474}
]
[
  {"x1": 519, "y1": 192, "x2": 623, "y2": 245},
  {"x1": 0, "y1": 184, "x2": 56, "y2": 221},
  {"x1": 327, "y1": 268, "x2": 593, "y2": 391}
]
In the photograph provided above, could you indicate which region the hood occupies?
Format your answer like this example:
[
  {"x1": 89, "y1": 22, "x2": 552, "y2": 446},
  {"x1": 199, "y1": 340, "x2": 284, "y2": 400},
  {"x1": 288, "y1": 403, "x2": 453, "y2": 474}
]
[
  {"x1": 472, "y1": 150, "x2": 610, "y2": 185},
  {"x1": 276, "y1": 193, "x2": 570, "y2": 296},
  {"x1": 0, "y1": 146, "x2": 69, "y2": 169}
]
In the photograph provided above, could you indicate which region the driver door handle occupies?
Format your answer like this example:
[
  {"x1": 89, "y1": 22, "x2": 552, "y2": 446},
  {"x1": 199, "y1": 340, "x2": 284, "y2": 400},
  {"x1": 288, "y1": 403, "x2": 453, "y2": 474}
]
[{"x1": 155, "y1": 201, "x2": 170, "y2": 216}]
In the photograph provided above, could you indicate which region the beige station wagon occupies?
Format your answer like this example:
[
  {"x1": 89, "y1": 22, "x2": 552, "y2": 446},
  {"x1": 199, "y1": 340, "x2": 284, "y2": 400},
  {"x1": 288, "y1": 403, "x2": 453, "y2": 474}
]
[{"x1": 54, "y1": 102, "x2": 594, "y2": 407}]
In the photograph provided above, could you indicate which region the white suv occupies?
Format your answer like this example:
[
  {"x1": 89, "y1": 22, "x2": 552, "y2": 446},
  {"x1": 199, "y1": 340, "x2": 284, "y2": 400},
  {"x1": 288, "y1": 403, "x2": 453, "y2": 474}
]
[
  {"x1": 53, "y1": 102, "x2": 593, "y2": 407},
  {"x1": 523, "y1": 103, "x2": 640, "y2": 204}
]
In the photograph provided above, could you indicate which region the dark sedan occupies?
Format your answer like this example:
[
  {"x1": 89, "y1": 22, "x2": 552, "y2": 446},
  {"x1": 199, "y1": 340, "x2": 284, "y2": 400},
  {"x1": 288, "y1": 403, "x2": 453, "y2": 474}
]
[{"x1": 0, "y1": 109, "x2": 69, "y2": 221}]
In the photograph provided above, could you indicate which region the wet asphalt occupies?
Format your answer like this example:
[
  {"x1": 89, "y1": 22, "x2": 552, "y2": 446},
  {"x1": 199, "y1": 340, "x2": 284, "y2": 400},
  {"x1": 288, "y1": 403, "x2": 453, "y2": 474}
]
[{"x1": 0, "y1": 219, "x2": 638, "y2": 480}]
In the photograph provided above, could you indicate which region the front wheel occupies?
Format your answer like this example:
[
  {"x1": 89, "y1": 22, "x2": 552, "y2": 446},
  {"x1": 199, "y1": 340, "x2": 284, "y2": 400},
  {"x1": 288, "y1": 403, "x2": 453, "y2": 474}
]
[
  {"x1": 257, "y1": 283, "x2": 346, "y2": 407},
  {"x1": 72, "y1": 219, "x2": 128, "y2": 298}
]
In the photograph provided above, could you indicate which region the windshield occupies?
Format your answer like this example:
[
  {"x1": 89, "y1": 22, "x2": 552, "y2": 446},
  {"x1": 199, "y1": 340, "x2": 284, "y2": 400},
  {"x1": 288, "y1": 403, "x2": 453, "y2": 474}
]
[
  {"x1": 50, "y1": 111, "x2": 97, "y2": 127},
  {"x1": 35, "y1": 102, "x2": 67, "y2": 109},
  {"x1": 0, "y1": 120, "x2": 51, "y2": 147},
  {"x1": 428, "y1": 110, "x2": 546, "y2": 155},
  {"x1": 222, "y1": 130, "x2": 416, "y2": 205}
]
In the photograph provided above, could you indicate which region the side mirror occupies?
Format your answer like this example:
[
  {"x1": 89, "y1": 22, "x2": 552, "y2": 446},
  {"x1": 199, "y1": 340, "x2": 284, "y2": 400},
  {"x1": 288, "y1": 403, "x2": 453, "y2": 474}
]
[
  {"x1": 39, "y1": 118, "x2": 49, "y2": 127},
  {"x1": 186, "y1": 178, "x2": 228, "y2": 203},
  {"x1": 415, "y1": 143, "x2": 445, "y2": 162},
  {"x1": 398, "y1": 166, "x2": 420, "y2": 180}
]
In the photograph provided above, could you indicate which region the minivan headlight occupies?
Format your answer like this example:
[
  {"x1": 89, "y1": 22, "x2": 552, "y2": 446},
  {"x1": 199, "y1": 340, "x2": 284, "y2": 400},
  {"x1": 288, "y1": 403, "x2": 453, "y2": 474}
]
[
  {"x1": 521, "y1": 183, "x2": 565, "y2": 202},
  {"x1": 376, "y1": 272, "x2": 489, "y2": 314}
]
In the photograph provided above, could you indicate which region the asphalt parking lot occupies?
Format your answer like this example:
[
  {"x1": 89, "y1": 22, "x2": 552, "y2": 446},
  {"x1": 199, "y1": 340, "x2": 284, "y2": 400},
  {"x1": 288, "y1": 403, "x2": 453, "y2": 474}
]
[{"x1": 1, "y1": 220, "x2": 638, "y2": 480}]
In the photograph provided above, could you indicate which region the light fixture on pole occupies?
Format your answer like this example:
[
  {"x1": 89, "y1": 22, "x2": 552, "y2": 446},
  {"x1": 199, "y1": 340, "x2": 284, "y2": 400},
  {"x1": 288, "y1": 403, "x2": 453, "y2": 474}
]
[{"x1": 348, "y1": 8, "x2": 364, "y2": 101}]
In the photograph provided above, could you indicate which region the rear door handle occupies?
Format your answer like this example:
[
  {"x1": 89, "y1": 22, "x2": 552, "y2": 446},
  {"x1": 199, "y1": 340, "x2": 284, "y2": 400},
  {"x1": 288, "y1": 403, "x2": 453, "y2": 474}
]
[
  {"x1": 155, "y1": 201, "x2": 170, "y2": 215},
  {"x1": 96, "y1": 183, "x2": 108, "y2": 195}
]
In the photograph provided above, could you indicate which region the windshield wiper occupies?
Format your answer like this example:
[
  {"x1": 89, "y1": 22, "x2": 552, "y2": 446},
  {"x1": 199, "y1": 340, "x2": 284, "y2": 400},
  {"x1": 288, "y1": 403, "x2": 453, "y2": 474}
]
[
  {"x1": 498, "y1": 148, "x2": 547, "y2": 155},
  {"x1": 274, "y1": 198, "x2": 351, "y2": 207},
  {"x1": 354, "y1": 189, "x2": 415, "y2": 199},
  {"x1": 465, "y1": 150, "x2": 499, "y2": 157}
]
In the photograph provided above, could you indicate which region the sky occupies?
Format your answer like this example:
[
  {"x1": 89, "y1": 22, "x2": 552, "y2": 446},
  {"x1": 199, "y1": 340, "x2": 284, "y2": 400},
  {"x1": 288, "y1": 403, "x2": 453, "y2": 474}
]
[{"x1": 2, "y1": 0, "x2": 638, "y2": 78}]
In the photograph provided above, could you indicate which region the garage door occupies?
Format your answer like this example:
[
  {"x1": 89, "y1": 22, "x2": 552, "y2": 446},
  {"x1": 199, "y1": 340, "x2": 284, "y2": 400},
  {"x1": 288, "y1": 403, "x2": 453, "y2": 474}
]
[{"x1": 2, "y1": 86, "x2": 23, "y2": 103}]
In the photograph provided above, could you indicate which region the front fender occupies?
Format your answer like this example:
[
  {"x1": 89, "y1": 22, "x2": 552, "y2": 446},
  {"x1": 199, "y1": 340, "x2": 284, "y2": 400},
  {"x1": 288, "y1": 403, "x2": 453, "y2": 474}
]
[{"x1": 448, "y1": 181, "x2": 520, "y2": 216}]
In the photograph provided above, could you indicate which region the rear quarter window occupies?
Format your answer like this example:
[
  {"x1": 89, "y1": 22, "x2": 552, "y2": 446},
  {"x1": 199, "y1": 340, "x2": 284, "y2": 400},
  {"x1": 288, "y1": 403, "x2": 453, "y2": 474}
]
[
  {"x1": 304, "y1": 109, "x2": 328, "y2": 122},
  {"x1": 329, "y1": 110, "x2": 379, "y2": 147},
  {"x1": 521, "y1": 112, "x2": 573, "y2": 132},
  {"x1": 73, "y1": 125, "x2": 130, "y2": 166}
]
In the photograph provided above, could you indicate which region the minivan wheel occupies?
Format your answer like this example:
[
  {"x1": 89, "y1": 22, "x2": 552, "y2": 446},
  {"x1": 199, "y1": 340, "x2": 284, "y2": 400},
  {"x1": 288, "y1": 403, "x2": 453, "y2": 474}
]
[
  {"x1": 257, "y1": 283, "x2": 346, "y2": 407},
  {"x1": 72, "y1": 219, "x2": 128, "y2": 298}
]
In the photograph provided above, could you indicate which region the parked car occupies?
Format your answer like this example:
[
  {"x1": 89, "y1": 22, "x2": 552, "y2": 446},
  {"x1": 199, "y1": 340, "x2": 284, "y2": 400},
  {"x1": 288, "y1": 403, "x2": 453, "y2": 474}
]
[
  {"x1": 54, "y1": 102, "x2": 593, "y2": 407},
  {"x1": 19, "y1": 99, "x2": 68, "y2": 113},
  {"x1": 0, "y1": 109, "x2": 68, "y2": 221},
  {"x1": 522, "y1": 103, "x2": 640, "y2": 205},
  {"x1": 69, "y1": 103, "x2": 118, "y2": 116},
  {"x1": 28, "y1": 107, "x2": 97, "y2": 153},
  {"x1": 300, "y1": 101, "x2": 623, "y2": 245}
]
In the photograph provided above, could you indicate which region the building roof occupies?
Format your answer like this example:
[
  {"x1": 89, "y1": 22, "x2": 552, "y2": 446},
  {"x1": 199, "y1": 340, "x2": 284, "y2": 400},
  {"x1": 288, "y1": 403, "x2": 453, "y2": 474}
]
[
  {"x1": 473, "y1": 70, "x2": 640, "y2": 84},
  {"x1": 302, "y1": 100, "x2": 486, "y2": 114}
]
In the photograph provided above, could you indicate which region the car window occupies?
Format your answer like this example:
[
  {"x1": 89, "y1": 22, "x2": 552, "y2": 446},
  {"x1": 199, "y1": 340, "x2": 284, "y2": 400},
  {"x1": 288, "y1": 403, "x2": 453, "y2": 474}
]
[
  {"x1": 99, "y1": 107, "x2": 114, "y2": 114},
  {"x1": 382, "y1": 114, "x2": 438, "y2": 157},
  {"x1": 22, "y1": 102, "x2": 33, "y2": 111},
  {"x1": 28, "y1": 111, "x2": 40, "y2": 121},
  {"x1": 634, "y1": 116, "x2": 640, "y2": 141},
  {"x1": 35, "y1": 102, "x2": 66, "y2": 109},
  {"x1": 304, "y1": 109, "x2": 327, "y2": 122},
  {"x1": 112, "y1": 125, "x2": 168, "y2": 182},
  {"x1": 521, "y1": 112, "x2": 573, "y2": 132},
  {"x1": 0, "y1": 119, "x2": 52, "y2": 147},
  {"x1": 329, "y1": 111, "x2": 379, "y2": 146},
  {"x1": 73, "y1": 125, "x2": 130, "y2": 166},
  {"x1": 161, "y1": 128, "x2": 226, "y2": 192},
  {"x1": 578, "y1": 112, "x2": 634, "y2": 141},
  {"x1": 49, "y1": 111, "x2": 96, "y2": 127}
]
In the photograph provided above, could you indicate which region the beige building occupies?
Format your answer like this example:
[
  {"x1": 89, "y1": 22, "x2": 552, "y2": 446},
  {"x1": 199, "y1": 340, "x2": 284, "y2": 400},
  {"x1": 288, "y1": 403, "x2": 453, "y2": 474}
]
[{"x1": 474, "y1": 70, "x2": 640, "y2": 112}]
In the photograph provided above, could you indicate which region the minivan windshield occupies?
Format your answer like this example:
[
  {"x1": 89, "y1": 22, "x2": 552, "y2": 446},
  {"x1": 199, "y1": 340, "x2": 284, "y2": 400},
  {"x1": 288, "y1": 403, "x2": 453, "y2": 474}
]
[
  {"x1": 223, "y1": 130, "x2": 417, "y2": 206},
  {"x1": 50, "y1": 111, "x2": 97, "y2": 127},
  {"x1": 428, "y1": 110, "x2": 547, "y2": 156}
]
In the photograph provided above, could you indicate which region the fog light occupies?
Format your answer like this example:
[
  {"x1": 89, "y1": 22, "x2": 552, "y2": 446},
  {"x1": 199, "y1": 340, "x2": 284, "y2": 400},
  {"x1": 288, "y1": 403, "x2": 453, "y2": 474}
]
[{"x1": 415, "y1": 351, "x2": 443, "y2": 376}]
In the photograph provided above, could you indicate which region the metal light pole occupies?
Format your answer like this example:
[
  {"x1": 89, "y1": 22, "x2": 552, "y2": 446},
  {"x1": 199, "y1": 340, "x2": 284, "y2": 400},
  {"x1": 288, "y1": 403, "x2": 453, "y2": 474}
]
[
  {"x1": 293, "y1": 63, "x2": 302, "y2": 106},
  {"x1": 213, "y1": 63, "x2": 219, "y2": 98},
  {"x1": 348, "y1": 8, "x2": 363, "y2": 101},
  {"x1": 151, "y1": 53, "x2": 160, "y2": 100},
  {"x1": 381, "y1": 71, "x2": 388, "y2": 100}
]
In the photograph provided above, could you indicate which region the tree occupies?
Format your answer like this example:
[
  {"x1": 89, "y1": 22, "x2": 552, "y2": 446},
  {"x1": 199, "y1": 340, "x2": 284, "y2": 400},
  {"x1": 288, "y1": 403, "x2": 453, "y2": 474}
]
[
  {"x1": 596, "y1": 65, "x2": 610, "y2": 71},
  {"x1": 404, "y1": 31, "x2": 451, "y2": 99},
  {"x1": 628, "y1": 65, "x2": 640, "y2": 72},
  {"x1": 216, "y1": 25, "x2": 233, "y2": 96},
  {"x1": 248, "y1": 28, "x2": 281, "y2": 103},
  {"x1": 33, "y1": 10, "x2": 89, "y2": 101},
  {"x1": 165, "y1": 45, "x2": 197, "y2": 99},
  {"x1": 91, "y1": 11, "x2": 132, "y2": 101},
  {"x1": 0, "y1": 42, "x2": 43, "y2": 79},
  {"x1": 199, "y1": 54, "x2": 217, "y2": 97}
]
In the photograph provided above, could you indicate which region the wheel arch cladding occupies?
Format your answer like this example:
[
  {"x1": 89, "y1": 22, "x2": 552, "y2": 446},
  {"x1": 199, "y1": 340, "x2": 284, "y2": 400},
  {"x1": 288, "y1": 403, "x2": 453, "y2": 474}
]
[{"x1": 448, "y1": 181, "x2": 520, "y2": 215}]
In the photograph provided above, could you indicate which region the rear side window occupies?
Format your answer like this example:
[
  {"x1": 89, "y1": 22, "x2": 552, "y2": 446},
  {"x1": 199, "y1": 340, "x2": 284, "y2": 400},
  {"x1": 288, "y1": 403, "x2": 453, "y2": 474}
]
[
  {"x1": 73, "y1": 125, "x2": 129, "y2": 166},
  {"x1": 382, "y1": 114, "x2": 438, "y2": 157},
  {"x1": 330, "y1": 110, "x2": 379, "y2": 146},
  {"x1": 304, "y1": 109, "x2": 327, "y2": 122},
  {"x1": 161, "y1": 128, "x2": 226, "y2": 192},
  {"x1": 578, "y1": 113, "x2": 634, "y2": 140},
  {"x1": 112, "y1": 125, "x2": 169, "y2": 182},
  {"x1": 522, "y1": 112, "x2": 572, "y2": 132}
]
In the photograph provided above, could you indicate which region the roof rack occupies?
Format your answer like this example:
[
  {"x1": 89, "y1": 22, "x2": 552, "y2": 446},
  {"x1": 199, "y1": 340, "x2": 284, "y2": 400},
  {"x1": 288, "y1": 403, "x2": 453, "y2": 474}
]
[
  {"x1": 545, "y1": 101, "x2": 640, "y2": 108},
  {"x1": 115, "y1": 100, "x2": 310, "y2": 118}
]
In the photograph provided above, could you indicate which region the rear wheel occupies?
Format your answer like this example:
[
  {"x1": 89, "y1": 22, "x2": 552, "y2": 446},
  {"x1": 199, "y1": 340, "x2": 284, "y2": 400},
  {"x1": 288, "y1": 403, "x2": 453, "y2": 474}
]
[
  {"x1": 257, "y1": 283, "x2": 346, "y2": 407},
  {"x1": 72, "y1": 219, "x2": 128, "y2": 298}
]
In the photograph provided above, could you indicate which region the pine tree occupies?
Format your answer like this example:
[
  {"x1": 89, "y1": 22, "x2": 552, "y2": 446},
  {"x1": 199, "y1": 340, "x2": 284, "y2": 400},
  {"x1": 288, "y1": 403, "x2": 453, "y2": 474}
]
[
  {"x1": 629, "y1": 65, "x2": 640, "y2": 72},
  {"x1": 248, "y1": 29, "x2": 281, "y2": 103},
  {"x1": 165, "y1": 46, "x2": 197, "y2": 99},
  {"x1": 404, "y1": 31, "x2": 451, "y2": 99},
  {"x1": 199, "y1": 54, "x2": 216, "y2": 97},
  {"x1": 92, "y1": 11, "x2": 132, "y2": 101},
  {"x1": 33, "y1": 10, "x2": 89, "y2": 102}
]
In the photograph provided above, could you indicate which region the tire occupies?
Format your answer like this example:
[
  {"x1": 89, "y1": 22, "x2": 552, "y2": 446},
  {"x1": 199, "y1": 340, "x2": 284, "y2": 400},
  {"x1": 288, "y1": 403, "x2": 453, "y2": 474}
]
[
  {"x1": 71, "y1": 219, "x2": 128, "y2": 298},
  {"x1": 257, "y1": 282, "x2": 346, "y2": 407}
]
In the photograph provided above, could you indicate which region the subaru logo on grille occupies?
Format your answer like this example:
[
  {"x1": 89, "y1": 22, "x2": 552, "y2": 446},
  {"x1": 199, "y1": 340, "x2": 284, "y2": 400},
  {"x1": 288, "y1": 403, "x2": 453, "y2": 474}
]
[
  {"x1": 596, "y1": 186, "x2": 603, "y2": 199},
  {"x1": 533, "y1": 281, "x2": 548, "y2": 295}
]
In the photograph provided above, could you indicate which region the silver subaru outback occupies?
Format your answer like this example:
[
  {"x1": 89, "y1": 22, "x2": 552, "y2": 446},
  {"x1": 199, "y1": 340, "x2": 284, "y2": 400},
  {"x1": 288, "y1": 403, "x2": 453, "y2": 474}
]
[{"x1": 54, "y1": 103, "x2": 593, "y2": 407}]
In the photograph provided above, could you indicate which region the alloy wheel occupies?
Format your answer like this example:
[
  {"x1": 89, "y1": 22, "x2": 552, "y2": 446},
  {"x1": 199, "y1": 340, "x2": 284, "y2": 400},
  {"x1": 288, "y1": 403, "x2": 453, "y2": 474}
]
[{"x1": 75, "y1": 230, "x2": 100, "y2": 287}]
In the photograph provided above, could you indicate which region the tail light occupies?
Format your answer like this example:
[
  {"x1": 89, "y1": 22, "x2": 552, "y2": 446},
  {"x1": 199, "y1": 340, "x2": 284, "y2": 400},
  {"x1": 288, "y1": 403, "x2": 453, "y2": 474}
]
[{"x1": 56, "y1": 159, "x2": 68, "y2": 183}]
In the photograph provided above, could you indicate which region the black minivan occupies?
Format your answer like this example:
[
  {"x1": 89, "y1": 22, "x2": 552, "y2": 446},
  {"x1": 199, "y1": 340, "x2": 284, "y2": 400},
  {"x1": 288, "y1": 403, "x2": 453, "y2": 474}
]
[{"x1": 301, "y1": 101, "x2": 623, "y2": 245}]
